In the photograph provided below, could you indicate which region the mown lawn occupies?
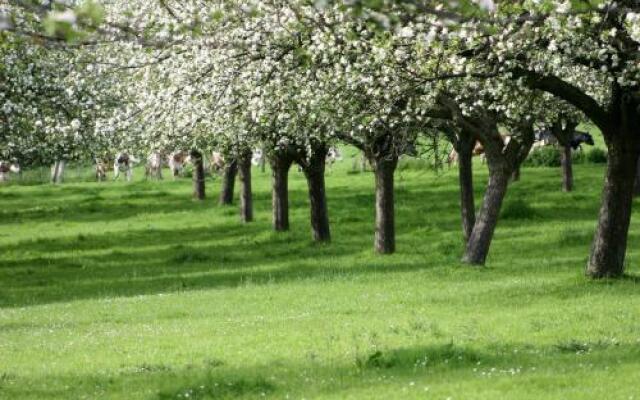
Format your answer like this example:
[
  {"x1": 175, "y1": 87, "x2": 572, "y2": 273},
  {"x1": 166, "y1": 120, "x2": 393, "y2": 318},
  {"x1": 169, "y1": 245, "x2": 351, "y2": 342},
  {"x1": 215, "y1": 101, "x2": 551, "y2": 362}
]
[{"x1": 1, "y1": 158, "x2": 640, "y2": 399}]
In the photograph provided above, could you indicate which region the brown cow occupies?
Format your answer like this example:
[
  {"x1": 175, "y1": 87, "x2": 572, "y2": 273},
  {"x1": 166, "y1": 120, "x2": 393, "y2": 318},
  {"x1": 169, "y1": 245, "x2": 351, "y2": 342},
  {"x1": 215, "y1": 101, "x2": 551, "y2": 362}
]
[
  {"x1": 168, "y1": 151, "x2": 189, "y2": 178},
  {"x1": 0, "y1": 160, "x2": 20, "y2": 182},
  {"x1": 448, "y1": 136, "x2": 511, "y2": 166}
]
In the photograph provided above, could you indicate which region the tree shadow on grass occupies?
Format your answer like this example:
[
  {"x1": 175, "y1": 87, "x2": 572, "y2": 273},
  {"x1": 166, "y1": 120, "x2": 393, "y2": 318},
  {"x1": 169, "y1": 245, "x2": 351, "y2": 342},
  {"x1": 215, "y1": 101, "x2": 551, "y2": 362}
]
[
  {"x1": 2, "y1": 215, "x2": 447, "y2": 307},
  {"x1": 0, "y1": 163, "x2": 625, "y2": 309},
  {"x1": 2, "y1": 341, "x2": 639, "y2": 399}
]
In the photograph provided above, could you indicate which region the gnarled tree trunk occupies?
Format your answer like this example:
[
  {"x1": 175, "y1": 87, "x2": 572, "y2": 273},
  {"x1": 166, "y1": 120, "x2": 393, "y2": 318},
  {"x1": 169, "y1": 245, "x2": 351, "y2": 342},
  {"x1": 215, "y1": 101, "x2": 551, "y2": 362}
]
[
  {"x1": 371, "y1": 155, "x2": 398, "y2": 254},
  {"x1": 457, "y1": 135, "x2": 476, "y2": 243},
  {"x1": 301, "y1": 146, "x2": 331, "y2": 242},
  {"x1": 461, "y1": 123, "x2": 534, "y2": 266},
  {"x1": 238, "y1": 150, "x2": 253, "y2": 223},
  {"x1": 219, "y1": 158, "x2": 237, "y2": 206},
  {"x1": 463, "y1": 167, "x2": 510, "y2": 264},
  {"x1": 587, "y1": 129, "x2": 639, "y2": 278},
  {"x1": 561, "y1": 145, "x2": 574, "y2": 192},
  {"x1": 271, "y1": 152, "x2": 293, "y2": 231},
  {"x1": 191, "y1": 150, "x2": 205, "y2": 200}
]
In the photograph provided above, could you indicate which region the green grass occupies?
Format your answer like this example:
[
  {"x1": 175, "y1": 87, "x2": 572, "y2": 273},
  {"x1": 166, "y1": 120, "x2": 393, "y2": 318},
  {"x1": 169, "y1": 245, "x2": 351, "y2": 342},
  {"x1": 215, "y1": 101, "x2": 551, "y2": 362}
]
[{"x1": 2, "y1": 158, "x2": 640, "y2": 400}]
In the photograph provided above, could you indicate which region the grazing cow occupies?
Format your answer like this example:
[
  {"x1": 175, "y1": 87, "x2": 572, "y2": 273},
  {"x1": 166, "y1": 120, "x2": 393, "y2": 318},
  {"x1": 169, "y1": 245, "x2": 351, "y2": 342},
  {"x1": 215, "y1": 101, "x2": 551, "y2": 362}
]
[
  {"x1": 95, "y1": 158, "x2": 109, "y2": 181},
  {"x1": 251, "y1": 149, "x2": 264, "y2": 167},
  {"x1": 113, "y1": 152, "x2": 139, "y2": 182},
  {"x1": 168, "y1": 151, "x2": 189, "y2": 178},
  {"x1": 0, "y1": 160, "x2": 20, "y2": 182},
  {"x1": 531, "y1": 129, "x2": 559, "y2": 150},
  {"x1": 325, "y1": 147, "x2": 343, "y2": 171},
  {"x1": 145, "y1": 151, "x2": 163, "y2": 180},
  {"x1": 570, "y1": 132, "x2": 595, "y2": 150},
  {"x1": 448, "y1": 136, "x2": 511, "y2": 166},
  {"x1": 448, "y1": 140, "x2": 487, "y2": 166},
  {"x1": 210, "y1": 151, "x2": 225, "y2": 175}
]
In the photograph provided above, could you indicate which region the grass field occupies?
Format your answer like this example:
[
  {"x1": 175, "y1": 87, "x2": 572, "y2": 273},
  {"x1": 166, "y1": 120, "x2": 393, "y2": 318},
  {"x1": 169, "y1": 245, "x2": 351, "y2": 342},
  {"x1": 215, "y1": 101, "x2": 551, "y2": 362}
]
[{"x1": 2, "y1": 156, "x2": 640, "y2": 399}]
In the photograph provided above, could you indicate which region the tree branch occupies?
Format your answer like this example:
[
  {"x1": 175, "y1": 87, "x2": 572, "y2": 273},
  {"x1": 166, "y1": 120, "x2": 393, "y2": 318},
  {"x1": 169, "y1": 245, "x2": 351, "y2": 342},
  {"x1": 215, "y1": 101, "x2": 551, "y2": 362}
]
[{"x1": 512, "y1": 67, "x2": 610, "y2": 131}]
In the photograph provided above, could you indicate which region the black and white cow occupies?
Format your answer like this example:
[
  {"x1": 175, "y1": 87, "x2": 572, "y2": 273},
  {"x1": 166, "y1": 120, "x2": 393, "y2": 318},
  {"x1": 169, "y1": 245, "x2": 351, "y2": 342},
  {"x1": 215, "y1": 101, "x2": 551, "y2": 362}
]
[
  {"x1": 531, "y1": 129, "x2": 559, "y2": 151},
  {"x1": 251, "y1": 149, "x2": 264, "y2": 167},
  {"x1": 325, "y1": 147, "x2": 343, "y2": 171},
  {"x1": 113, "y1": 152, "x2": 140, "y2": 181},
  {"x1": 570, "y1": 132, "x2": 595, "y2": 150}
]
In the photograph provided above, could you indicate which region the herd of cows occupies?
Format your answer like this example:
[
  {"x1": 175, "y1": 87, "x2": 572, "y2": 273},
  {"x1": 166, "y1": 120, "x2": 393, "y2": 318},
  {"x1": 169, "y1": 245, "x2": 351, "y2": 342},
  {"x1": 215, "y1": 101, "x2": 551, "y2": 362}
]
[
  {"x1": 0, "y1": 131, "x2": 595, "y2": 183},
  {"x1": 52, "y1": 147, "x2": 342, "y2": 183},
  {"x1": 447, "y1": 130, "x2": 595, "y2": 165},
  {"x1": 94, "y1": 150, "x2": 261, "y2": 182}
]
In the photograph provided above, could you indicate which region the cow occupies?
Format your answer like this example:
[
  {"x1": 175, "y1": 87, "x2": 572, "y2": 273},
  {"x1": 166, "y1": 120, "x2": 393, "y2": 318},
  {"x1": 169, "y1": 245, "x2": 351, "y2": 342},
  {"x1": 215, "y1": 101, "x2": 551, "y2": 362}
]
[
  {"x1": 168, "y1": 151, "x2": 189, "y2": 178},
  {"x1": 0, "y1": 160, "x2": 20, "y2": 182},
  {"x1": 570, "y1": 132, "x2": 595, "y2": 150},
  {"x1": 251, "y1": 149, "x2": 264, "y2": 167},
  {"x1": 325, "y1": 147, "x2": 343, "y2": 172},
  {"x1": 210, "y1": 151, "x2": 225, "y2": 175},
  {"x1": 145, "y1": 151, "x2": 164, "y2": 180},
  {"x1": 529, "y1": 130, "x2": 594, "y2": 152},
  {"x1": 95, "y1": 157, "x2": 109, "y2": 181},
  {"x1": 448, "y1": 136, "x2": 511, "y2": 166},
  {"x1": 531, "y1": 129, "x2": 559, "y2": 151},
  {"x1": 448, "y1": 140, "x2": 487, "y2": 166},
  {"x1": 113, "y1": 152, "x2": 140, "y2": 182}
]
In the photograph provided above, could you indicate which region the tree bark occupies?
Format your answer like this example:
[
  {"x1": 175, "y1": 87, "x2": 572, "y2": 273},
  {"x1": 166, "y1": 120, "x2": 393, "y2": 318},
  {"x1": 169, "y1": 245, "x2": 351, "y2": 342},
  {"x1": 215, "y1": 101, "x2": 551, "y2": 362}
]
[
  {"x1": 301, "y1": 148, "x2": 331, "y2": 242},
  {"x1": 457, "y1": 136, "x2": 476, "y2": 243},
  {"x1": 238, "y1": 151, "x2": 253, "y2": 223},
  {"x1": 462, "y1": 168, "x2": 510, "y2": 265},
  {"x1": 372, "y1": 155, "x2": 398, "y2": 254},
  {"x1": 219, "y1": 159, "x2": 238, "y2": 206},
  {"x1": 271, "y1": 153, "x2": 293, "y2": 231},
  {"x1": 561, "y1": 144, "x2": 574, "y2": 192},
  {"x1": 511, "y1": 167, "x2": 520, "y2": 182},
  {"x1": 633, "y1": 157, "x2": 640, "y2": 197},
  {"x1": 260, "y1": 147, "x2": 266, "y2": 173},
  {"x1": 51, "y1": 160, "x2": 65, "y2": 184},
  {"x1": 587, "y1": 134, "x2": 638, "y2": 278},
  {"x1": 191, "y1": 150, "x2": 206, "y2": 201},
  {"x1": 459, "y1": 122, "x2": 534, "y2": 266}
]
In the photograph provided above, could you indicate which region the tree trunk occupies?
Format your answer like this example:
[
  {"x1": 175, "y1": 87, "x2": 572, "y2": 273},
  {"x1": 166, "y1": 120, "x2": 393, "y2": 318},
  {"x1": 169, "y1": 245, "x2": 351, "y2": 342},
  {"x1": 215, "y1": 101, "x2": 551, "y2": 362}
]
[
  {"x1": 462, "y1": 169, "x2": 510, "y2": 265},
  {"x1": 633, "y1": 157, "x2": 640, "y2": 197},
  {"x1": 587, "y1": 136, "x2": 638, "y2": 278},
  {"x1": 457, "y1": 137, "x2": 476, "y2": 243},
  {"x1": 372, "y1": 156, "x2": 398, "y2": 254},
  {"x1": 51, "y1": 160, "x2": 65, "y2": 184},
  {"x1": 191, "y1": 150, "x2": 206, "y2": 201},
  {"x1": 511, "y1": 167, "x2": 520, "y2": 182},
  {"x1": 302, "y1": 150, "x2": 331, "y2": 242},
  {"x1": 219, "y1": 159, "x2": 238, "y2": 205},
  {"x1": 260, "y1": 147, "x2": 266, "y2": 173},
  {"x1": 271, "y1": 154, "x2": 293, "y2": 231},
  {"x1": 561, "y1": 144, "x2": 574, "y2": 192},
  {"x1": 238, "y1": 151, "x2": 253, "y2": 223}
]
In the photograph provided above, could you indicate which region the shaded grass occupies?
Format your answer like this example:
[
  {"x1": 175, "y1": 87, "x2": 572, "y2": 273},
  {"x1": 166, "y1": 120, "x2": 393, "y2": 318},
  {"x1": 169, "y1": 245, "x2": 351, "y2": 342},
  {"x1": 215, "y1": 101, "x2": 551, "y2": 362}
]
[{"x1": 2, "y1": 158, "x2": 640, "y2": 399}]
